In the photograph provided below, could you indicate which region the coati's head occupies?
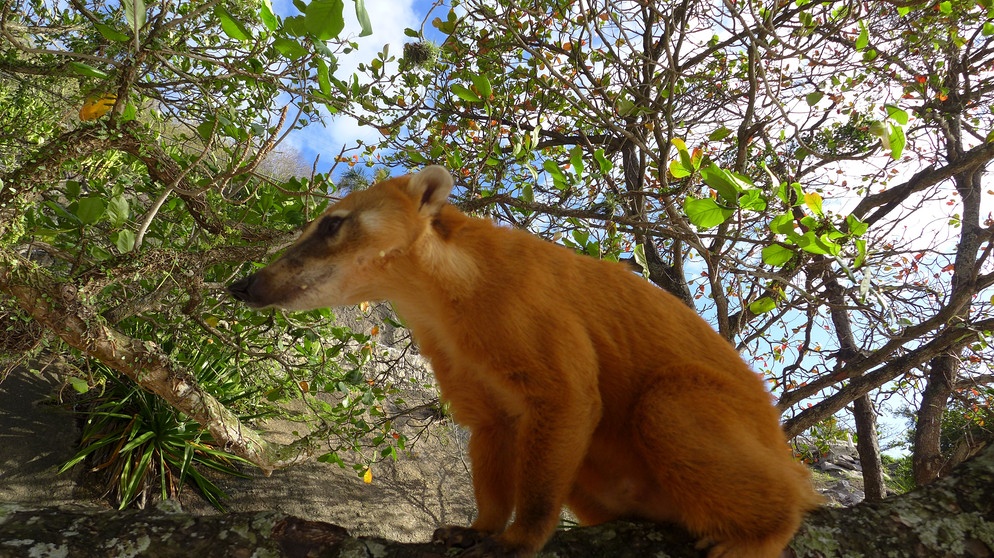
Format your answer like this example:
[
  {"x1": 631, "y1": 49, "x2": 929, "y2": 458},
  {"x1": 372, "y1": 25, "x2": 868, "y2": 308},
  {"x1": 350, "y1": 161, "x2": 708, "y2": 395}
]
[{"x1": 228, "y1": 165, "x2": 454, "y2": 311}]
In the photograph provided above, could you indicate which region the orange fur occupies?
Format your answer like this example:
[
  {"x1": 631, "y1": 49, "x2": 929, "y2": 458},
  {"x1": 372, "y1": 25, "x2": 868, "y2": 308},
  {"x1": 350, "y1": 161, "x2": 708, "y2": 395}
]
[{"x1": 229, "y1": 166, "x2": 821, "y2": 558}]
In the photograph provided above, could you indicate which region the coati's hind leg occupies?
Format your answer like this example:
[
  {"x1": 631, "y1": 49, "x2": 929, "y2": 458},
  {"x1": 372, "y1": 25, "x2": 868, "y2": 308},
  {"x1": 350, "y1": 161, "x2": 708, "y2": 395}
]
[
  {"x1": 632, "y1": 365, "x2": 812, "y2": 558},
  {"x1": 565, "y1": 481, "x2": 621, "y2": 526}
]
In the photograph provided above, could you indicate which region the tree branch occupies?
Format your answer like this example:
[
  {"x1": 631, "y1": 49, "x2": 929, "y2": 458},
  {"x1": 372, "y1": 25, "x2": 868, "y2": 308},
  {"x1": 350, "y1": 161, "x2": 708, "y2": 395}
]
[
  {"x1": 4, "y1": 444, "x2": 994, "y2": 557},
  {"x1": 850, "y1": 141, "x2": 994, "y2": 227},
  {"x1": 782, "y1": 316, "x2": 994, "y2": 437},
  {"x1": 0, "y1": 255, "x2": 320, "y2": 474}
]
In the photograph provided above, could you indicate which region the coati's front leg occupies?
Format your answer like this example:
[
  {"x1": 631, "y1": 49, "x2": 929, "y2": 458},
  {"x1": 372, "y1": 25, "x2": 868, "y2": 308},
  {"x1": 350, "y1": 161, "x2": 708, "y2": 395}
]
[
  {"x1": 435, "y1": 381, "x2": 601, "y2": 557},
  {"x1": 433, "y1": 420, "x2": 517, "y2": 550}
]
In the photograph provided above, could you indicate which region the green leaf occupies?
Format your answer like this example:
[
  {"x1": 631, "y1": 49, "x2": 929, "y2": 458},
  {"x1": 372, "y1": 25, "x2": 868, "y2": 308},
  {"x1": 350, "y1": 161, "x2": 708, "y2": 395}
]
[
  {"x1": 68, "y1": 377, "x2": 90, "y2": 394},
  {"x1": 617, "y1": 97, "x2": 636, "y2": 116},
  {"x1": 776, "y1": 182, "x2": 803, "y2": 205},
  {"x1": 569, "y1": 146, "x2": 584, "y2": 177},
  {"x1": 855, "y1": 21, "x2": 868, "y2": 50},
  {"x1": 542, "y1": 160, "x2": 568, "y2": 190},
  {"x1": 450, "y1": 83, "x2": 482, "y2": 103},
  {"x1": 521, "y1": 182, "x2": 534, "y2": 203},
  {"x1": 283, "y1": 15, "x2": 308, "y2": 37},
  {"x1": 820, "y1": 233, "x2": 842, "y2": 255},
  {"x1": 938, "y1": 1, "x2": 952, "y2": 14},
  {"x1": 770, "y1": 213, "x2": 796, "y2": 235},
  {"x1": 738, "y1": 189, "x2": 767, "y2": 211},
  {"x1": 708, "y1": 127, "x2": 732, "y2": 141},
  {"x1": 984, "y1": 22, "x2": 994, "y2": 37},
  {"x1": 854, "y1": 238, "x2": 867, "y2": 268},
  {"x1": 123, "y1": 0, "x2": 147, "y2": 36},
  {"x1": 353, "y1": 0, "x2": 373, "y2": 37},
  {"x1": 65, "y1": 181, "x2": 80, "y2": 200},
  {"x1": 593, "y1": 149, "x2": 612, "y2": 174},
  {"x1": 805, "y1": 91, "x2": 824, "y2": 106},
  {"x1": 68, "y1": 62, "x2": 109, "y2": 79},
  {"x1": 215, "y1": 6, "x2": 251, "y2": 40},
  {"x1": 260, "y1": 0, "x2": 279, "y2": 31},
  {"x1": 684, "y1": 197, "x2": 733, "y2": 229},
  {"x1": 469, "y1": 74, "x2": 492, "y2": 100},
  {"x1": 90, "y1": 245, "x2": 112, "y2": 261},
  {"x1": 885, "y1": 104, "x2": 908, "y2": 125},
  {"x1": 114, "y1": 229, "x2": 136, "y2": 253},
  {"x1": 888, "y1": 124, "x2": 906, "y2": 159},
  {"x1": 306, "y1": 0, "x2": 345, "y2": 41},
  {"x1": 316, "y1": 58, "x2": 332, "y2": 96},
  {"x1": 446, "y1": 149, "x2": 463, "y2": 170},
  {"x1": 197, "y1": 118, "x2": 216, "y2": 141},
  {"x1": 119, "y1": 430, "x2": 156, "y2": 455},
  {"x1": 274, "y1": 37, "x2": 309, "y2": 59},
  {"x1": 76, "y1": 197, "x2": 106, "y2": 225},
  {"x1": 701, "y1": 163, "x2": 751, "y2": 203},
  {"x1": 95, "y1": 22, "x2": 130, "y2": 42},
  {"x1": 795, "y1": 231, "x2": 840, "y2": 255},
  {"x1": 318, "y1": 452, "x2": 345, "y2": 466},
  {"x1": 120, "y1": 102, "x2": 137, "y2": 123},
  {"x1": 761, "y1": 244, "x2": 794, "y2": 267},
  {"x1": 845, "y1": 214, "x2": 868, "y2": 237},
  {"x1": 633, "y1": 244, "x2": 649, "y2": 279},
  {"x1": 748, "y1": 296, "x2": 777, "y2": 314},
  {"x1": 669, "y1": 159, "x2": 691, "y2": 178},
  {"x1": 676, "y1": 145, "x2": 693, "y2": 173},
  {"x1": 107, "y1": 196, "x2": 130, "y2": 227}
]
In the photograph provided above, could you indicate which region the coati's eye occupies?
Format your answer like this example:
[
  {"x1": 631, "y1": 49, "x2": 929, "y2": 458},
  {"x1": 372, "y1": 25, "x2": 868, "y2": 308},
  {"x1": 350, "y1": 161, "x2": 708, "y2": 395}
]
[{"x1": 316, "y1": 215, "x2": 345, "y2": 238}]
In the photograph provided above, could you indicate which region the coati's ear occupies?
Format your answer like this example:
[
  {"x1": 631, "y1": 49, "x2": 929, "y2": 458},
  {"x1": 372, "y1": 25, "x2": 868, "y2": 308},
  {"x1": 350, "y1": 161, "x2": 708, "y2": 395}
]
[{"x1": 405, "y1": 165, "x2": 454, "y2": 217}]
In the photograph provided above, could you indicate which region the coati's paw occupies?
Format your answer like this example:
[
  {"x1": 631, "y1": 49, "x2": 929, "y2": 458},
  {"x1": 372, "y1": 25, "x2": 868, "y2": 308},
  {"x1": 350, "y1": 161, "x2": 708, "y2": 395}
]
[
  {"x1": 432, "y1": 527, "x2": 524, "y2": 557},
  {"x1": 459, "y1": 537, "x2": 525, "y2": 558},
  {"x1": 702, "y1": 537, "x2": 794, "y2": 558},
  {"x1": 432, "y1": 525, "x2": 490, "y2": 549}
]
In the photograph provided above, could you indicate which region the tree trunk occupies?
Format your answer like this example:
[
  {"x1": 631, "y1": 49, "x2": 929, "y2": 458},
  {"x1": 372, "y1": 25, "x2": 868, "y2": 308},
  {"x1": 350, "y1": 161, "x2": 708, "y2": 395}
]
[
  {"x1": 3, "y1": 445, "x2": 994, "y2": 557},
  {"x1": 824, "y1": 274, "x2": 886, "y2": 500},
  {"x1": 913, "y1": 353, "x2": 956, "y2": 486},
  {"x1": 910, "y1": 47, "x2": 985, "y2": 488},
  {"x1": 853, "y1": 394, "x2": 885, "y2": 501}
]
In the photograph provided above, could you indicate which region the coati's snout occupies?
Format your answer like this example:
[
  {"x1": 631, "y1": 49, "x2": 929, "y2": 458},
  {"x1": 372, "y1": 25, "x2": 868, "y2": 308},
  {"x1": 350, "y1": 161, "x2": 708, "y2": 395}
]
[
  {"x1": 228, "y1": 243, "x2": 347, "y2": 311},
  {"x1": 227, "y1": 270, "x2": 296, "y2": 309},
  {"x1": 227, "y1": 273, "x2": 262, "y2": 306}
]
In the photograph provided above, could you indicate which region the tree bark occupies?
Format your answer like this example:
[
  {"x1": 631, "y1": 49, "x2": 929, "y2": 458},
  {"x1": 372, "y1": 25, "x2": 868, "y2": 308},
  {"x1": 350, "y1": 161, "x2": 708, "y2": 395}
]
[
  {"x1": 824, "y1": 273, "x2": 885, "y2": 500},
  {"x1": 3, "y1": 444, "x2": 994, "y2": 557},
  {"x1": 913, "y1": 353, "x2": 957, "y2": 486},
  {"x1": 909, "y1": 45, "x2": 986, "y2": 487},
  {"x1": 853, "y1": 394, "x2": 885, "y2": 501}
]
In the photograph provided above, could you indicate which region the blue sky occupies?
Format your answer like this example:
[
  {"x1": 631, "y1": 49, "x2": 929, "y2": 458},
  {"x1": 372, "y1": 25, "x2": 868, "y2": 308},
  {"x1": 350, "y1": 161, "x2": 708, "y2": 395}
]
[{"x1": 271, "y1": 0, "x2": 441, "y2": 174}]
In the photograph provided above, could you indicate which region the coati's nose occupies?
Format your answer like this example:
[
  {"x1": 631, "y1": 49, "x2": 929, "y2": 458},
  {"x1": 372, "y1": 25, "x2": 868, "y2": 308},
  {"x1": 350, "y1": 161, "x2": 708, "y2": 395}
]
[{"x1": 227, "y1": 274, "x2": 256, "y2": 303}]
